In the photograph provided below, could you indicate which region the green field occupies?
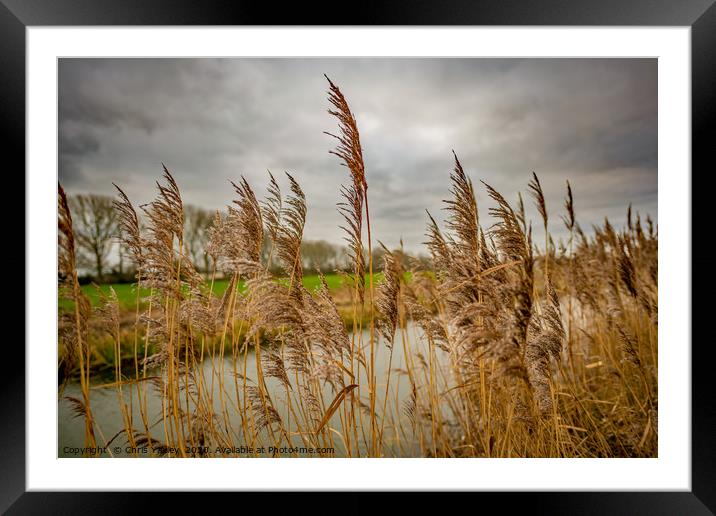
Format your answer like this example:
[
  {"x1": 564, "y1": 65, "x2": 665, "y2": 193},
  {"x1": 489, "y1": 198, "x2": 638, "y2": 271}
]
[{"x1": 58, "y1": 273, "x2": 385, "y2": 312}]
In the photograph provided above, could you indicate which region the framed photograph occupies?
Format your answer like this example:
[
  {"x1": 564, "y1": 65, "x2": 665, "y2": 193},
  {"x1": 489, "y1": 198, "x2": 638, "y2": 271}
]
[{"x1": 6, "y1": 0, "x2": 713, "y2": 511}]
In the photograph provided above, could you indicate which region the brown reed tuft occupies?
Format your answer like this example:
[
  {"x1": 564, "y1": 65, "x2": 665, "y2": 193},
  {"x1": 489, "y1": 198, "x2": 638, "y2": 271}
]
[
  {"x1": 376, "y1": 243, "x2": 403, "y2": 347},
  {"x1": 325, "y1": 75, "x2": 367, "y2": 303},
  {"x1": 113, "y1": 184, "x2": 145, "y2": 271},
  {"x1": 561, "y1": 180, "x2": 575, "y2": 233},
  {"x1": 58, "y1": 183, "x2": 98, "y2": 451},
  {"x1": 274, "y1": 172, "x2": 306, "y2": 298},
  {"x1": 525, "y1": 282, "x2": 565, "y2": 415}
]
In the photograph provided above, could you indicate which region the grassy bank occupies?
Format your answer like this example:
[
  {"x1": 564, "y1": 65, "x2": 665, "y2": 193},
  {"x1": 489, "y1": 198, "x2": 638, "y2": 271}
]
[
  {"x1": 59, "y1": 273, "x2": 385, "y2": 312},
  {"x1": 58, "y1": 273, "x2": 389, "y2": 381}
]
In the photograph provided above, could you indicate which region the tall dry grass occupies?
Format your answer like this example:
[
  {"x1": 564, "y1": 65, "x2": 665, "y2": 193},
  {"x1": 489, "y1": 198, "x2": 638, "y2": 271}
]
[{"x1": 57, "y1": 77, "x2": 657, "y2": 458}]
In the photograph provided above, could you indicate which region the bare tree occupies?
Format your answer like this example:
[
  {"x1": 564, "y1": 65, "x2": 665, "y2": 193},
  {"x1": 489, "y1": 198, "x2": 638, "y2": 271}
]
[
  {"x1": 69, "y1": 194, "x2": 117, "y2": 281},
  {"x1": 301, "y1": 240, "x2": 343, "y2": 273},
  {"x1": 184, "y1": 204, "x2": 213, "y2": 274}
]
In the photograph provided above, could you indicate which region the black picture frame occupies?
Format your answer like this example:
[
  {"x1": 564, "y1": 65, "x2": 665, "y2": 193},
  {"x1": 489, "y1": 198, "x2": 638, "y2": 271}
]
[{"x1": 4, "y1": 0, "x2": 713, "y2": 512}]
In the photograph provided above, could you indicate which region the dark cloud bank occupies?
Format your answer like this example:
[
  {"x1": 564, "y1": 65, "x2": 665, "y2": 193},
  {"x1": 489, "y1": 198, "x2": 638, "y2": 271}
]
[{"x1": 59, "y1": 58, "x2": 657, "y2": 252}]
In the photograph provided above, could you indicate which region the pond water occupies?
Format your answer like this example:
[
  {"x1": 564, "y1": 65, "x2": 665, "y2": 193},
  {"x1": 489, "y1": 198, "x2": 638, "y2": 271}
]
[{"x1": 58, "y1": 323, "x2": 451, "y2": 457}]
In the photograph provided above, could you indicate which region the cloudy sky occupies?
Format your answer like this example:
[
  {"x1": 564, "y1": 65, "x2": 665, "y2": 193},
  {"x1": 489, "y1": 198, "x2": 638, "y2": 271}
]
[{"x1": 58, "y1": 58, "x2": 657, "y2": 252}]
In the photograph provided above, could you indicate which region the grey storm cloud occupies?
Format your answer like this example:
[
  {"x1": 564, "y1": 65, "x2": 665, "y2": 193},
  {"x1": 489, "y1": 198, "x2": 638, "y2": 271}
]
[{"x1": 58, "y1": 58, "x2": 657, "y2": 252}]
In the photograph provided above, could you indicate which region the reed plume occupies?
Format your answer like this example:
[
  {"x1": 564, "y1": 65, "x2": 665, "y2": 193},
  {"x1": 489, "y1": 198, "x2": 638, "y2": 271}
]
[
  {"x1": 229, "y1": 177, "x2": 265, "y2": 274},
  {"x1": 483, "y1": 180, "x2": 534, "y2": 376},
  {"x1": 325, "y1": 75, "x2": 367, "y2": 304},
  {"x1": 528, "y1": 171, "x2": 550, "y2": 279},
  {"x1": 325, "y1": 75, "x2": 380, "y2": 454},
  {"x1": 376, "y1": 243, "x2": 402, "y2": 347},
  {"x1": 301, "y1": 272, "x2": 351, "y2": 389},
  {"x1": 58, "y1": 183, "x2": 98, "y2": 452},
  {"x1": 274, "y1": 172, "x2": 306, "y2": 299},
  {"x1": 140, "y1": 165, "x2": 187, "y2": 299},
  {"x1": 246, "y1": 385, "x2": 282, "y2": 432},
  {"x1": 561, "y1": 180, "x2": 575, "y2": 233},
  {"x1": 525, "y1": 282, "x2": 565, "y2": 415},
  {"x1": 261, "y1": 171, "x2": 282, "y2": 269},
  {"x1": 113, "y1": 184, "x2": 145, "y2": 271}
]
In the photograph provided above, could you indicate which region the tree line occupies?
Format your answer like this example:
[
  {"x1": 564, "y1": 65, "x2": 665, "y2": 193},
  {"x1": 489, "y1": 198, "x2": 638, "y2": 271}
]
[{"x1": 67, "y1": 193, "x2": 426, "y2": 284}]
